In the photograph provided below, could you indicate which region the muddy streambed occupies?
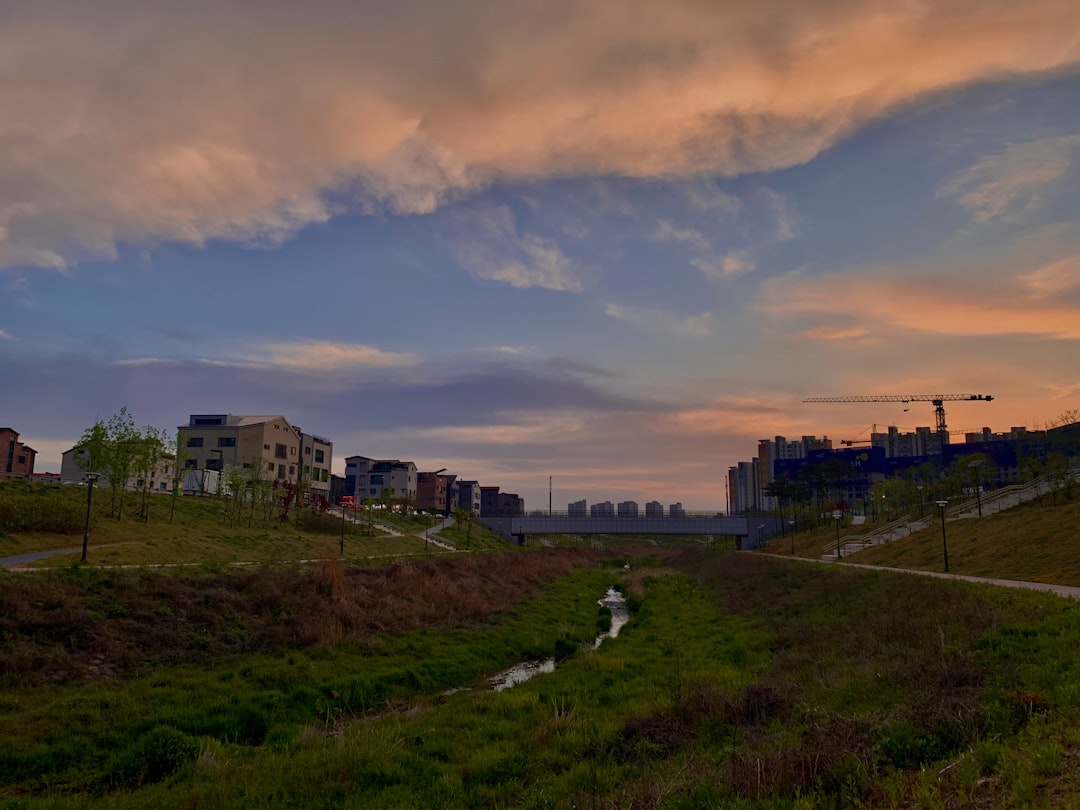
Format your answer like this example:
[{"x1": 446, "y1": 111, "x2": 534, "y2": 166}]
[{"x1": 489, "y1": 587, "x2": 629, "y2": 692}]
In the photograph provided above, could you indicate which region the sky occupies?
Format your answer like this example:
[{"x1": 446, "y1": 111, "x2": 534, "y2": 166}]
[{"x1": 2, "y1": 0, "x2": 1080, "y2": 510}]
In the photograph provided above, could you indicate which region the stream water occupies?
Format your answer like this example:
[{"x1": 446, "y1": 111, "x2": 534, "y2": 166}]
[{"x1": 489, "y1": 587, "x2": 629, "y2": 692}]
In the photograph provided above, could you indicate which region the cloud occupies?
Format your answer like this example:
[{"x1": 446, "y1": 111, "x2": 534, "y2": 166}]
[
  {"x1": 762, "y1": 254, "x2": 1080, "y2": 340},
  {"x1": 116, "y1": 340, "x2": 418, "y2": 371},
  {"x1": 938, "y1": 135, "x2": 1080, "y2": 222},
  {"x1": 691, "y1": 249, "x2": 757, "y2": 279},
  {"x1": 604, "y1": 303, "x2": 712, "y2": 338},
  {"x1": 653, "y1": 220, "x2": 710, "y2": 252},
  {"x1": 262, "y1": 341, "x2": 418, "y2": 370},
  {"x1": 676, "y1": 179, "x2": 742, "y2": 218},
  {"x1": 760, "y1": 188, "x2": 799, "y2": 241},
  {"x1": 3, "y1": 1, "x2": 1079, "y2": 270},
  {"x1": 0, "y1": 328, "x2": 11, "y2": 340},
  {"x1": 802, "y1": 325, "x2": 872, "y2": 341},
  {"x1": 447, "y1": 204, "x2": 583, "y2": 291}
]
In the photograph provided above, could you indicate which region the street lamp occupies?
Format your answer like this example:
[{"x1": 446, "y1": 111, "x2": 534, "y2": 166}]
[
  {"x1": 833, "y1": 510, "x2": 843, "y2": 560},
  {"x1": 757, "y1": 524, "x2": 765, "y2": 547},
  {"x1": 967, "y1": 460, "x2": 985, "y2": 517},
  {"x1": 917, "y1": 484, "x2": 924, "y2": 519},
  {"x1": 81, "y1": 472, "x2": 100, "y2": 563},
  {"x1": 789, "y1": 519, "x2": 796, "y2": 555},
  {"x1": 936, "y1": 499, "x2": 950, "y2": 573},
  {"x1": 340, "y1": 501, "x2": 347, "y2": 557}
]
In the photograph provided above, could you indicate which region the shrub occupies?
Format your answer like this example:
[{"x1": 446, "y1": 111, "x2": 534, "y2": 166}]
[{"x1": 108, "y1": 725, "x2": 199, "y2": 786}]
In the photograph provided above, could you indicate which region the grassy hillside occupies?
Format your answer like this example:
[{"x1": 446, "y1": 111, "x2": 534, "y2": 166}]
[
  {"x1": 0, "y1": 481, "x2": 511, "y2": 566},
  {"x1": 3, "y1": 549, "x2": 1080, "y2": 807},
  {"x1": 758, "y1": 495, "x2": 1080, "y2": 586}
]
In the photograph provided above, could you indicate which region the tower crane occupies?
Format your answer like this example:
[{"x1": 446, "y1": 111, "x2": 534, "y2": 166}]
[{"x1": 803, "y1": 394, "x2": 994, "y2": 444}]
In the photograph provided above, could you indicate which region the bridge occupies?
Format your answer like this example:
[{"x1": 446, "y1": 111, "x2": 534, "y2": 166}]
[{"x1": 479, "y1": 514, "x2": 783, "y2": 547}]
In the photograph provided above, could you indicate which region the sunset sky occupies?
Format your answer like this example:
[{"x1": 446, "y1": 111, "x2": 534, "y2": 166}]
[{"x1": 2, "y1": 1, "x2": 1079, "y2": 509}]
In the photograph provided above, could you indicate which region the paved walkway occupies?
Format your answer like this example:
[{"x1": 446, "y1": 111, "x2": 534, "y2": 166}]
[
  {"x1": 821, "y1": 558, "x2": 1080, "y2": 601},
  {"x1": 0, "y1": 546, "x2": 88, "y2": 568}
]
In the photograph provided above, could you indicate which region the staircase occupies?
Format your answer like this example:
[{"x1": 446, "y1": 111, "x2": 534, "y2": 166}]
[{"x1": 821, "y1": 471, "x2": 1078, "y2": 561}]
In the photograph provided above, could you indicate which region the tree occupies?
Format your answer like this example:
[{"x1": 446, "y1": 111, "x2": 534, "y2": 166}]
[
  {"x1": 167, "y1": 430, "x2": 188, "y2": 525},
  {"x1": 453, "y1": 508, "x2": 473, "y2": 542},
  {"x1": 104, "y1": 407, "x2": 140, "y2": 520},
  {"x1": 75, "y1": 420, "x2": 110, "y2": 479}
]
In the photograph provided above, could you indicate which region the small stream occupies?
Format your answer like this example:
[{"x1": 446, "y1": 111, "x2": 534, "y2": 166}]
[{"x1": 489, "y1": 587, "x2": 629, "y2": 692}]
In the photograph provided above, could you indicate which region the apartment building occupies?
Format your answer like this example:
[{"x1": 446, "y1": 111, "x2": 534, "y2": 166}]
[
  {"x1": 457, "y1": 480, "x2": 482, "y2": 514},
  {"x1": 567, "y1": 499, "x2": 587, "y2": 516},
  {"x1": 590, "y1": 501, "x2": 614, "y2": 517},
  {"x1": 617, "y1": 500, "x2": 639, "y2": 518},
  {"x1": 178, "y1": 414, "x2": 302, "y2": 484},
  {"x1": 417, "y1": 471, "x2": 449, "y2": 512},
  {"x1": 645, "y1": 501, "x2": 664, "y2": 517},
  {"x1": 0, "y1": 428, "x2": 35, "y2": 479},
  {"x1": 668, "y1": 502, "x2": 686, "y2": 517},
  {"x1": 345, "y1": 456, "x2": 417, "y2": 503},
  {"x1": 480, "y1": 486, "x2": 524, "y2": 517},
  {"x1": 296, "y1": 429, "x2": 333, "y2": 499},
  {"x1": 756, "y1": 435, "x2": 833, "y2": 510}
]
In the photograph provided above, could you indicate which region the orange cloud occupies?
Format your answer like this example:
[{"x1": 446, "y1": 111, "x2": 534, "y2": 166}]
[
  {"x1": 3, "y1": 1, "x2": 1079, "y2": 269},
  {"x1": 762, "y1": 254, "x2": 1080, "y2": 340}
]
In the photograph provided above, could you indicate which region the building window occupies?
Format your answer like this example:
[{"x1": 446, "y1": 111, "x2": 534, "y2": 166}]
[
  {"x1": 290, "y1": 446, "x2": 296, "y2": 456},
  {"x1": 305, "y1": 446, "x2": 312, "y2": 455},
  {"x1": 268, "y1": 462, "x2": 274, "y2": 471},
  {"x1": 289, "y1": 466, "x2": 295, "y2": 476},
  {"x1": 184, "y1": 459, "x2": 197, "y2": 469},
  {"x1": 217, "y1": 437, "x2": 236, "y2": 447},
  {"x1": 370, "y1": 488, "x2": 377, "y2": 496},
  {"x1": 314, "y1": 449, "x2": 325, "y2": 463},
  {"x1": 304, "y1": 466, "x2": 311, "y2": 476},
  {"x1": 187, "y1": 437, "x2": 204, "y2": 448},
  {"x1": 16, "y1": 455, "x2": 26, "y2": 464},
  {"x1": 275, "y1": 444, "x2": 287, "y2": 459},
  {"x1": 277, "y1": 464, "x2": 285, "y2": 479},
  {"x1": 371, "y1": 474, "x2": 384, "y2": 485},
  {"x1": 321, "y1": 469, "x2": 329, "y2": 482},
  {"x1": 242, "y1": 463, "x2": 250, "y2": 469},
  {"x1": 264, "y1": 444, "x2": 270, "y2": 450}
]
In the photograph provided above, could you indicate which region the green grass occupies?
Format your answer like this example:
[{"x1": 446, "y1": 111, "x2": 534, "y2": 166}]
[
  {"x1": 0, "y1": 482, "x2": 513, "y2": 567},
  {"x1": 8, "y1": 549, "x2": 1080, "y2": 806},
  {"x1": 844, "y1": 497, "x2": 1080, "y2": 585}
]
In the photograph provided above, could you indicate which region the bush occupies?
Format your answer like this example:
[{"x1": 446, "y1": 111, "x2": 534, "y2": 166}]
[
  {"x1": 0, "y1": 482, "x2": 87, "y2": 534},
  {"x1": 108, "y1": 725, "x2": 199, "y2": 786}
]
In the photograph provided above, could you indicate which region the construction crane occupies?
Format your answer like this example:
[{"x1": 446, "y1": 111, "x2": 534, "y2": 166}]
[{"x1": 804, "y1": 394, "x2": 994, "y2": 443}]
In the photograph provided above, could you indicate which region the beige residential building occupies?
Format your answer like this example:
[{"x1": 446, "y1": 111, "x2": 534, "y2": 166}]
[{"x1": 178, "y1": 414, "x2": 302, "y2": 484}]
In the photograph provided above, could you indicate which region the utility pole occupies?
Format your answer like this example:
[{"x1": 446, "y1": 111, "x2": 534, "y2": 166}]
[{"x1": 549, "y1": 476, "x2": 552, "y2": 516}]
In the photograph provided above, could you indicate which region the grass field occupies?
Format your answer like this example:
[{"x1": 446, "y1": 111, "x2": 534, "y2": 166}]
[
  {"x1": 4, "y1": 548, "x2": 1080, "y2": 807},
  {"x1": 0, "y1": 481, "x2": 512, "y2": 567},
  {"x1": 758, "y1": 492, "x2": 1080, "y2": 586},
  {"x1": 5, "y1": 481, "x2": 1080, "y2": 806}
]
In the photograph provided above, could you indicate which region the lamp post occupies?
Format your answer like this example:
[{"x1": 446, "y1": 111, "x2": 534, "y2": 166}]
[
  {"x1": 936, "y1": 499, "x2": 949, "y2": 573},
  {"x1": 81, "y1": 472, "x2": 100, "y2": 563},
  {"x1": 833, "y1": 510, "x2": 843, "y2": 560},
  {"x1": 917, "y1": 484, "x2": 924, "y2": 520},
  {"x1": 789, "y1": 519, "x2": 796, "y2": 555},
  {"x1": 340, "y1": 502, "x2": 347, "y2": 556},
  {"x1": 757, "y1": 524, "x2": 765, "y2": 548},
  {"x1": 967, "y1": 459, "x2": 985, "y2": 517}
]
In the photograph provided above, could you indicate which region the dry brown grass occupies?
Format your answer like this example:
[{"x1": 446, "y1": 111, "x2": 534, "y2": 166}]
[{"x1": 0, "y1": 549, "x2": 599, "y2": 686}]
